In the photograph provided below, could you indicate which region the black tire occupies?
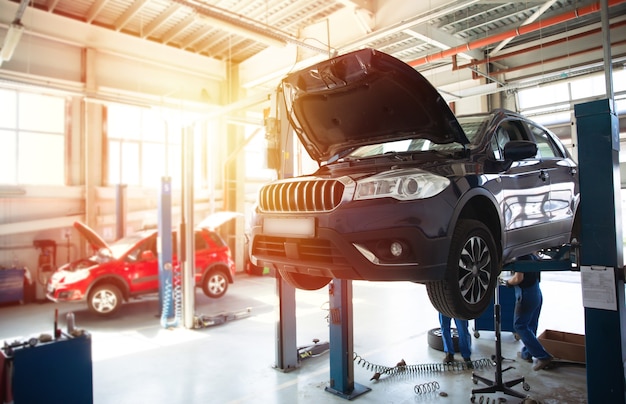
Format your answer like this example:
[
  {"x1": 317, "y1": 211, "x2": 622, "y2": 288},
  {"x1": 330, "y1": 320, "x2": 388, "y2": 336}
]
[
  {"x1": 278, "y1": 268, "x2": 331, "y2": 290},
  {"x1": 426, "y1": 219, "x2": 498, "y2": 320},
  {"x1": 88, "y1": 284, "x2": 122, "y2": 316},
  {"x1": 427, "y1": 327, "x2": 460, "y2": 352},
  {"x1": 202, "y1": 270, "x2": 229, "y2": 298}
]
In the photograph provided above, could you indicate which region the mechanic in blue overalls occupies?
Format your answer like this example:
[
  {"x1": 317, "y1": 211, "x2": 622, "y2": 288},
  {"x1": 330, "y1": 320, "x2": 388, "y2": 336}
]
[
  {"x1": 504, "y1": 269, "x2": 554, "y2": 371},
  {"x1": 439, "y1": 313, "x2": 473, "y2": 368}
]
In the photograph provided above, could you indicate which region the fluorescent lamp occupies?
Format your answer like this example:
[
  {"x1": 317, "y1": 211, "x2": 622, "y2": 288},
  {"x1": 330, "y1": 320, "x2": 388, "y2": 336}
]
[{"x1": 1, "y1": 23, "x2": 25, "y2": 61}]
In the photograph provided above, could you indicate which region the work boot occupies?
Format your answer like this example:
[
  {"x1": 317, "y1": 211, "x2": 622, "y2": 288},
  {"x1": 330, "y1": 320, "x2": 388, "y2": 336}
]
[
  {"x1": 463, "y1": 357, "x2": 474, "y2": 369},
  {"x1": 533, "y1": 357, "x2": 553, "y2": 371},
  {"x1": 517, "y1": 351, "x2": 532, "y2": 363},
  {"x1": 443, "y1": 353, "x2": 454, "y2": 363}
]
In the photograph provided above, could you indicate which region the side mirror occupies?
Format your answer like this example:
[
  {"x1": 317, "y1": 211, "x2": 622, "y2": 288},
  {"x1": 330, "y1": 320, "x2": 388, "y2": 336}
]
[
  {"x1": 504, "y1": 140, "x2": 537, "y2": 161},
  {"x1": 141, "y1": 250, "x2": 155, "y2": 261}
]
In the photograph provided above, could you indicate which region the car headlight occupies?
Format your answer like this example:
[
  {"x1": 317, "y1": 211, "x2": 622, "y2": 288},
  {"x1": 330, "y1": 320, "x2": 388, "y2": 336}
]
[
  {"x1": 58, "y1": 269, "x2": 91, "y2": 284},
  {"x1": 354, "y1": 169, "x2": 450, "y2": 201}
]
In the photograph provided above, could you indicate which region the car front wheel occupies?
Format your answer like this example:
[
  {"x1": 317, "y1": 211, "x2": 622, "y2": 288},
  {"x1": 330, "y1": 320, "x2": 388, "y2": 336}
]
[
  {"x1": 426, "y1": 219, "x2": 498, "y2": 320},
  {"x1": 88, "y1": 284, "x2": 122, "y2": 316},
  {"x1": 202, "y1": 270, "x2": 229, "y2": 298}
]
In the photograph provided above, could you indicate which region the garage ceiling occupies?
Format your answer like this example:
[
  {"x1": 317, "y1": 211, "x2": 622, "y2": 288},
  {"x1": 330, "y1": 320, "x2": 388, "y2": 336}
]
[{"x1": 2, "y1": 0, "x2": 626, "y2": 95}]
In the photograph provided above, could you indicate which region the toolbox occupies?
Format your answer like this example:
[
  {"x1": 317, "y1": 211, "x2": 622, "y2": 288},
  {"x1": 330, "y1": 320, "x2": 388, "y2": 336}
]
[{"x1": 1, "y1": 332, "x2": 93, "y2": 404}]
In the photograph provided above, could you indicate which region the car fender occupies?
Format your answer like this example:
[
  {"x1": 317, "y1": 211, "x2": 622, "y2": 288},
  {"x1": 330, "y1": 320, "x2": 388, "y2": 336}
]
[
  {"x1": 446, "y1": 186, "x2": 504, "y2": 252},
  {"x1": 86, "y1": 275, "x2": 130, "y2": 301},
  {"x1": 200, "y1": 262, "x2": 234, "y2": 283}
]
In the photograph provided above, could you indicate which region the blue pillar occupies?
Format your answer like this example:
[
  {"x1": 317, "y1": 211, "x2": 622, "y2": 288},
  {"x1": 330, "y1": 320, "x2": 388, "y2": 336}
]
[
  {"x1": 325, "y1": 279, "x2": 370, "y2": 399},
  {"x1": 575, "y1": 99, "x2": 626, "y2": 403}
]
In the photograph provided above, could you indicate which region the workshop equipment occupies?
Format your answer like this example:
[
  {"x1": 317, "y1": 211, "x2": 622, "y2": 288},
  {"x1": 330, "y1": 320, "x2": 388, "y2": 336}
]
[
  {"x1": 0, "y1": 267, "x2": 25, "y2": 304},
  {"x1": 471, "y1": 284, "x2": 530, "y2": 400},
  {"x1": 33, "y1": 239, "x2": 57, "y2": 301},
  {"x1": 474, "y1": 284, "x2": 517, "y2": 339},
  {"x1": 1, "y1": 329, "x2": 92, "y2": 403}
]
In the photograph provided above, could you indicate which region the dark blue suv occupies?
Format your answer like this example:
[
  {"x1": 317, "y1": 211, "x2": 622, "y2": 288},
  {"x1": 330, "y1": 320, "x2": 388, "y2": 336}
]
[{"x1": 250, "y1": 48, "x2": 579, "y2": 319}]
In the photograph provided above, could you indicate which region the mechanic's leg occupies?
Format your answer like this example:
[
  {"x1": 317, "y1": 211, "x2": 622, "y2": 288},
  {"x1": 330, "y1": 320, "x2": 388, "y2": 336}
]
[
  {"x1": 513, "y1": 286, "x2": 551, "y2": 360},
  {"x1": 453, "y1": 317, "x2": 472, "y2": 360},
  {"x1": 439, "y1": 313, "x2": 455, "y2": 361}
]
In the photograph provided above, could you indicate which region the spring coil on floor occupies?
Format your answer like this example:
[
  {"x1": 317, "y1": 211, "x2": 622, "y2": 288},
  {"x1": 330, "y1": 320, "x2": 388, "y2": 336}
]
[
  {"x1": 413, "y1": 381, "x2": 440, "y2": 395},
  {"x1": 353, "y1": 352, "x2": 493, "y2": 378}
]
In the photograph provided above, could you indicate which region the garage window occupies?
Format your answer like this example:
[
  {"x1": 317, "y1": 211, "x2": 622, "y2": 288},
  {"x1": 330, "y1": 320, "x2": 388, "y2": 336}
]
[{"x1": 0, "y1": 89, "x2": 66, "y2": 185}]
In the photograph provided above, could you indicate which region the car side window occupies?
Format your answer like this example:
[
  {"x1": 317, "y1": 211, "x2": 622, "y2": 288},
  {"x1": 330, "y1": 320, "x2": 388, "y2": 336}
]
[
  {"x1": 127, "y1": 237, "x2": 156, "y2": 262},
  {"x1": 491, "y1": 120, "x2": 531, "y2": 161},
  {"x1": 529, "y1": 124, "x2": 562, "y2": 159}
]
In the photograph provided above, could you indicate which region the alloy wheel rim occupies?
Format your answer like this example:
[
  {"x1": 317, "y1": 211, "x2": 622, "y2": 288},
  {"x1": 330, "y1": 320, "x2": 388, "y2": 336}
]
[
  {"x1": 457, "y1": 235, "x2": 491, "y2": 305},
  {"x1": 93, "y1": 290, "x2": 117, "y2": 313},
  {"x1": 208, "y1": 275, "x2": 225, "y2": 294}
]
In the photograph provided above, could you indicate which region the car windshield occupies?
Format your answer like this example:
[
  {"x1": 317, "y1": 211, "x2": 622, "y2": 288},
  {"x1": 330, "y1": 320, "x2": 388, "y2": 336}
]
[
  {"x1": 99, "y1": 233, "x2": 148, "y2": 260},
  {"x1": 344, "y1": 115, "x2": 489, "y2": 159}
]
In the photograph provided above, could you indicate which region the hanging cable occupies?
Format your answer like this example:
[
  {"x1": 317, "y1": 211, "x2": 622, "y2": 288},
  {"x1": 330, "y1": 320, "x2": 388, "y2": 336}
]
[{"x1": 160, "y1": 263, "x2": 182, "y2": 328}]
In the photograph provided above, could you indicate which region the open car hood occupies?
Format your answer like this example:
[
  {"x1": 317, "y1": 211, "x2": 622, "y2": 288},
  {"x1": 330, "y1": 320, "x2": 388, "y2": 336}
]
[
  {"x1": 281, "y1": 48, "x2": 469, "y2": 163},
  {"x1": 73, "y1": 221, "x2": 110, "y2": 252}
]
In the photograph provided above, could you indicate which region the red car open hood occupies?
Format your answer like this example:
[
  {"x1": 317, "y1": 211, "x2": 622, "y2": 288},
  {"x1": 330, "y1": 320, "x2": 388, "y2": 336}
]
[
  {"x1": 73, "y1": 221, "x2": 110, "y2": 252},
  {"x1": 281, "y1": 48, "x2": 469, "y2": 163}
]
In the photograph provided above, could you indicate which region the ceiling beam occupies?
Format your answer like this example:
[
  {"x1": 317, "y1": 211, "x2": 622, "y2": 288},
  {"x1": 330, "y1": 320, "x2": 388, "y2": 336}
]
[
  {"x1": 86, "y1": 0, "x2": 110, "y2": 24},
  {"x1": 141, "y1": 3, "x2": 180, "y2": 39},
  {"x1": 161, "y1": 14, "x2": 195, "y2": 44},
  {"x1": 114, "y1": 0, "x2": 150, "y2": 32}
]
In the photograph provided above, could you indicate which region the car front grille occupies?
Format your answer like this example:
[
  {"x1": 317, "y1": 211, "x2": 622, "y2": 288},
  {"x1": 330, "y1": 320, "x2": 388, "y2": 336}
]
[
  {"x1": 252, "y1": 235, "x2": 348, "y2": 265},
  {"x1": 258, "y1": 179, "x2": 345, "y2": 212}
]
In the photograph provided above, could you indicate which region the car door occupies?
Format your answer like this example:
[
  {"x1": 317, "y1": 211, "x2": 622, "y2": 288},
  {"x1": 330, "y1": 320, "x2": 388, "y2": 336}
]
[
  {"x1": 527, "y1": 122, "x2": 578, "y2": 235},
  {"x1": 124, "y1": 234, "x2": 160, "y2": 293},
  {"x1": 495, "y1": 119, "x2": 551, "y2": 247}
]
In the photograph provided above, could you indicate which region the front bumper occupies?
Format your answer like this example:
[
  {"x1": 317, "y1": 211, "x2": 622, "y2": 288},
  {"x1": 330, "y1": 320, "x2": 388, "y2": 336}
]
[
  {"x1": 251, "y1": 195, "x2": 455, "y2": 282},
  {"x1": 46, "y1": 283, "x2": 86, "y2": 303}
]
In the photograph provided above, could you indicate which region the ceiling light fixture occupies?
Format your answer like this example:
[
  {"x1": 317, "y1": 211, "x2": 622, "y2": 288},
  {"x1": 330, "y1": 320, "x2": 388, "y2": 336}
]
[{"x1": 0, "y1": 22, "x2": 25, "y2": 62}]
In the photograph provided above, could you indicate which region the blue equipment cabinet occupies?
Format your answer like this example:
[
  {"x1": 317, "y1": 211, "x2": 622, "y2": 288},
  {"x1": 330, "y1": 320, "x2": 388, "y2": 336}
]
[
  {"x1": 0, "y1": 268, "x2": 25, "y2": 304},
  {"x1": 1, "y1": 333, "x2": 93, "y2": 404},
  {"x1": 474, "y1": 285, "x2": 517, "y2": 338}
]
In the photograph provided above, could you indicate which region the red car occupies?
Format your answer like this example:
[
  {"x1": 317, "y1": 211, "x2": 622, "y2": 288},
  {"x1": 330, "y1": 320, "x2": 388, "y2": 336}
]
[{"x1": 46, "y1": 221, "x2": 236, "y2": 316}]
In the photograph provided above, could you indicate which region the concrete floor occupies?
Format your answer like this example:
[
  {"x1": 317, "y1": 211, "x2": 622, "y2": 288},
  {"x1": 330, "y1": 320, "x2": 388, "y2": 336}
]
[{"x1": 1, "y1": 271, "x2": 587, "y2": 403}]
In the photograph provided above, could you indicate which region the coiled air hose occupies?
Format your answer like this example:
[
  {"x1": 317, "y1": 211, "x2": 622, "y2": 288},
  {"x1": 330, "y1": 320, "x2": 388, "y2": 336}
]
[{"x1": 160, "y1": 263, "x2": 182, "y2": 328}]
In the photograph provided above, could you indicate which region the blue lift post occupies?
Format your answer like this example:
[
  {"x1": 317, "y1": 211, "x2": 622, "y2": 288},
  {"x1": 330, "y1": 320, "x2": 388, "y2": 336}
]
[
  {"x1": 575, "y1": 99, "x2": 626, "y2": 403},
  {"x1": 325, "y1": 279, "x2": 371, "y2": 399},
  {"x1": 158, "y1": 176, "x2": 174, "y2": 319}
]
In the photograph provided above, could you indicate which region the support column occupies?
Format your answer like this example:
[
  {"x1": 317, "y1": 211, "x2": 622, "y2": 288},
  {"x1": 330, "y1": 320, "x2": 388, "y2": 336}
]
[
  {"x1": 325, "y1": 279, "x2": 370, "y2": 399},
  {"x1": 274, "y1": 277, "x2": 298, "y2": 371},
  {"x1": 158, "y1": 177, "x2": 173, "y2": 320},
  {"x1": 575, "y1": 99, "x2": 626, "y2": 403},
  {"x1": 274, "y1": 88, "x2": 298, "y2": 371}
]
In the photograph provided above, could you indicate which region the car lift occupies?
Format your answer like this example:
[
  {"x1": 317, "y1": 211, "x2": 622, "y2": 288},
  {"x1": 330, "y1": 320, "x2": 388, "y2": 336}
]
[
  {"x1": 470, "y1": 99, "x2": 626, "y2": 402},
  {"x1": 575, "y1": 99, "x2": 625, "y2": 403},
  {"x1": 274, "y1": 99, "x2": 626, "y2": 402},
  {"x1": 270, "y1": 88, "x2": 370, "y2": 398}
]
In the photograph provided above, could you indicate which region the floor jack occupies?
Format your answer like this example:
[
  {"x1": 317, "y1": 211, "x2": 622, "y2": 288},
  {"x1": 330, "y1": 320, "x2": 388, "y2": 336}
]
[{"x1": 192, "y1": 307, "x2": 252, "y2": 329}]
